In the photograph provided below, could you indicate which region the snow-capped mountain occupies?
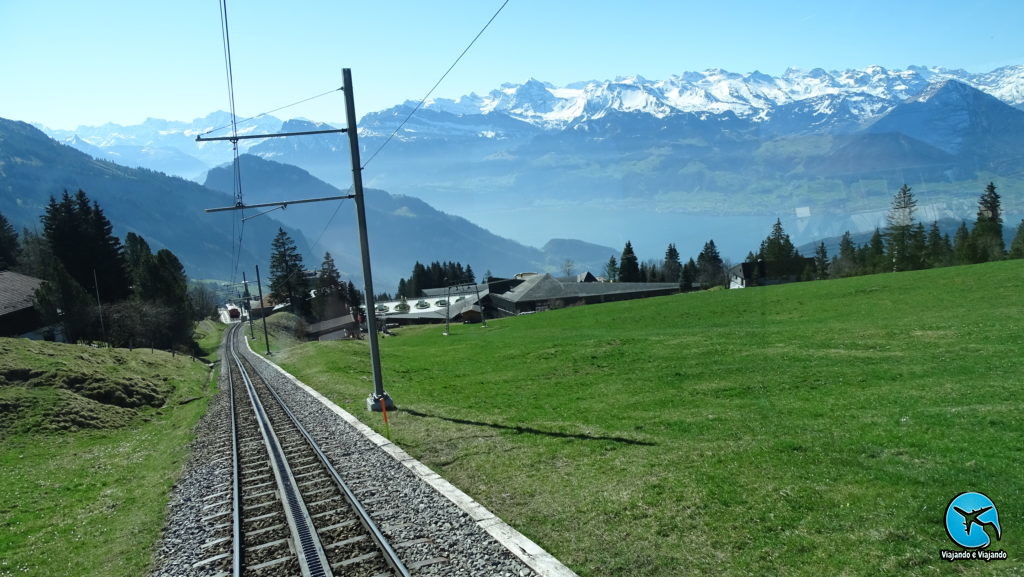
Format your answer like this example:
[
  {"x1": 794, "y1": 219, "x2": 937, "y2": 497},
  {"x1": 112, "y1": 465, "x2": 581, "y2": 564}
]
[
  {"x1": 41, "y1": 111, "x2": 285, "y2": 179},
  {"x1": 30, "y1": 64, "x2": 1024, "y2": 262},
  {"x1": 411, "y1": 64, "x2": 1024, "y2": 130}
]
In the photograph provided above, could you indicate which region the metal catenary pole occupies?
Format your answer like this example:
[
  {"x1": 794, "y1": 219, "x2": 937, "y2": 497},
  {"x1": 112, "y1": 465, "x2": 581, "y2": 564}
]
[
  {"x1": 343, "y1": 68, "x2": 393, "y2": 411},
  {"x1": 242, "y1": 272, "x2": 255, "y2": 339},
  {"x1": 255, "y1": 265, "x2": 271, "y2": 356}
]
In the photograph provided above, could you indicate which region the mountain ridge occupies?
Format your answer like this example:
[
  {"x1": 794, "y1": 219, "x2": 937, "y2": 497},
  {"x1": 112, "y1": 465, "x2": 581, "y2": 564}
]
[{"x1": 33, "y1": 64, "x2": 1024, "y2": 260}]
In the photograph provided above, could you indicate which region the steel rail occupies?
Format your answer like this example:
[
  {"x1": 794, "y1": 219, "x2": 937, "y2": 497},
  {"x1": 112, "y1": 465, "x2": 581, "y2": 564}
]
[
  {"x1": 227, "y1": 324, "x2": 243, "y2": 577},
  {"x1": 229, "y1": 328, "x2": 333, "y2": 577},
  {"x1": 246, "y1": 353, "x2": 412, "y2": 577}
]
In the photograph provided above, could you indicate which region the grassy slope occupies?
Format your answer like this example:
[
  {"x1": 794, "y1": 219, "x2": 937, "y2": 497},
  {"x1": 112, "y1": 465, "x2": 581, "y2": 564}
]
[
  {"x1": 270, "y1": 261, "x2": 1023, "y2": 576},
  {"x1": 0, "y1": 329, "x2": 221, "y2": 577}
]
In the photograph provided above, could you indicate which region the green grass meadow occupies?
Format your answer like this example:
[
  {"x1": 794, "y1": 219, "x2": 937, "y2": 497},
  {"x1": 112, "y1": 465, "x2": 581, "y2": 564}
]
[
  {"x1": 268, "y1": 261, "x2": 1023, "y2": 576},
  {"x1": 0, "y1": 328, "x2": 221, "y2": 577}
]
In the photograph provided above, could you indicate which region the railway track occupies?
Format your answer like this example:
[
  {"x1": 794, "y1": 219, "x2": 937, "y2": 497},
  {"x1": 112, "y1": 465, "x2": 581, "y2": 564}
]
[{"x1": 194, "y1": 323, "x2": 410, "y2": 577}]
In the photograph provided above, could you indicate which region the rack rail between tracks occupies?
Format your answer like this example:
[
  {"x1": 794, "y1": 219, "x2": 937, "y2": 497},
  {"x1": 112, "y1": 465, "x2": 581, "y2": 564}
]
[{"x1": 223, "y1": 323, "x2": 411, "y2": 577}]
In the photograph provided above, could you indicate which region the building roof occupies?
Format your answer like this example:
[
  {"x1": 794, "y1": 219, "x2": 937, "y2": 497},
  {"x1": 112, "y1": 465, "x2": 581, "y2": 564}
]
[
  {"x1": 307, "y1": 314, "x2": 356, "y2": 337},
  {"x1": 492, "y1": 273, "x2": 678, "y2": 304},
  {"x1": 0, "y1": 271, "x2": 43, "y2": 316},
  {"x1": 420, "y1": 283, "x2": 489, "y2": 298},
  {"x1": 369, "y1": 291, "x2": 484, "y2": 321}
]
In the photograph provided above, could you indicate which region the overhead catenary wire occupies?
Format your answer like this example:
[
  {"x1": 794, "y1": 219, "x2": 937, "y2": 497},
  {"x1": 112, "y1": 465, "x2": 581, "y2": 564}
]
[
  {"x1": 198, "y1": 86, "x2": 343, "y2": 138},
  {"x1": 361, "y1": 0, "x2": 511, "y2": 169},
  {"x1": 218, "y1": 0, "x2": 252, "y2": 285}
]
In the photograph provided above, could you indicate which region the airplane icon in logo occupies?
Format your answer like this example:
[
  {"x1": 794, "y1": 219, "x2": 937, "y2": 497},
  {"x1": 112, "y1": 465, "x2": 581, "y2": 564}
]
[{"x1": 953, "y1": 505, "x2": 1001, "y2": 539}]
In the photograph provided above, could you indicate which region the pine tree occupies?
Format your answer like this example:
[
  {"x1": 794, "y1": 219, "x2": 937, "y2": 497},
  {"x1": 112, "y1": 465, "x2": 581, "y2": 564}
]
[
  {"x1": 814, "y1": 242, "x2": 829, "y2": 280},
  {"x1": 663, "y1": 243, "x2": 682, "y2": 284},
  {"x1": 123, "y1": 232, "x2": 152, "y2": 294},
  {"x1": 759, "y1": 219, "x2": 797, "y2": 262},
  {"x1": 268, "y1": 228, "x2": 310, "y2": 317},
  {"x1": 972, "y1": 182, "x2": 1005, "y2": 262},
  {"x1": 87, "y1": 197, "x2": 130, "y2": 301},
  {"x1": 1009, "y1": 218, "x2": 1024, "y2": 259},
  {"x1": 313, "y1": 252, "x2": 344, "y2": 319},
  {"x1": 696, "y1": 240, "x2": 724, "y2": 288},
  {"x1": 34, "y1": 259, "x2": 93, "y2": 342},
  {"x1": 409, "y1": 261, "x2": 428, "y2": 296},
  {"x1": 346, "y1": 281, "x2": 362, "y2": 309},
  {"x1": 758, "y1": 218, "x2": 804, "y2": 277},
  {"x1": 885, "y1": 184, "x2": 917, "y2": 272},
  {"x1": 14, "y1": 229, "x2": 53, "y2": 279},
  {"x1": 603, "y1": 256, "x2": 618, "y2": 281},
  {"x1": 925, "y1": 221, "x2": 952, "y2": 268},
  {"x1": 832, "y1": 231, "x2": 857, "y2": 277},
  {"x1": 953, "y1": 221, "x2": 974, "y2": 265},
  {"x1": 618, "y1": 241, "x2": 640, "y2": 282},
  {"x1": 910, "y1": 222, "x2": 928, "y2": 270},
  {"x1": 42, "y1": 190, "x2": 129, "y2": 302},
  {"x1": 0, "y1": 212, "x2": 18, "y2": 270},
  {"x1": 680, "y1": 258, "x2": 697, "y2": 292},
  {"x1": 866, "y1": 228, "x2": 887, "y2": 274},
  {"x1": 141, "y1": 249, "x2": 193, "y2": 348}
]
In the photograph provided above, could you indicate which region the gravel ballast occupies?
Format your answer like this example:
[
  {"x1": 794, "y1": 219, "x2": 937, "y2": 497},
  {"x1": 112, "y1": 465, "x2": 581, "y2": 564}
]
[{"x1": 150, "y1": 328, "x2": 578, "y2": 577}]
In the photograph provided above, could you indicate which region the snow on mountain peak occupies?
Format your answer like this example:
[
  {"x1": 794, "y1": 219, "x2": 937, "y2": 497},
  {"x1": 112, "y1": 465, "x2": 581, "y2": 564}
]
[{"x1": 415, "y1": 64, "x2": 1023, "y2": 130}]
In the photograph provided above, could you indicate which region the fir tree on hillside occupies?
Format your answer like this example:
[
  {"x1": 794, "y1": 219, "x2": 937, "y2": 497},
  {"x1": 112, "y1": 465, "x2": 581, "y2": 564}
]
[
  {"x1": 123, "y1": 232, "x2": 152, "y2": 291},
  {"x1": 618, "y1": 241, "x2": 640, "y2": 282},
  {"x1": 814, "y1": 243, "x2": 829, "y2": 280},
  {"x1": 269, "y1": 228, "x2": 310, "y2": 317},
  {"x1": 34, "y1": 260, "x2": 93, "y2": 342},
  {"x1": 864, "y1": 228, "x2": 887, "y2": 274},
  {"x1": 313, "y1": 252, "x2": 347, "y2": 320},
  {"x1": 953, "y1": 221, "x2": 974, "y2": 265},
  {"x1": 346, "y1": 281, "x2": 362, "y2": 309},
  {"x1": 832, "y1": 231, "x2": 858, "y2": 277},
  {"x1": 0, "y1": 212, "x2": 18, "y2": 270},
  {"x1": 663, "y1": 243, "x2": 682, "y2": 284},
  {"x1": 1010, "y1": 219, "x2": 1024, "y2": 259},
  {"x1": 885, "y1": 184, "x2": 917, "y2": 272},
  {"x1": 398, "y1": 260, "x2": 476, "y2": 297},
  {"x1": 696, "y1": 240, "x2": 724, "y2": 288},
  {"x1": 925, "y1": 221, "x2": 953, "y2": 268},
  {"x1": 137, "y1": 249, "x2": 193, "y2": 347},
  {"x1": 972, "y1": 182, "x2": 1005, "y2": 262},
  {"x1": 756, "y1": 219, "x2": 806, "y2": 279},
  {"x1": 603, "y1": 256, "x2": 618, "y2": 281},
  {"x1": 759, "y1": 219, "x2": 798, "y2": 262},
  {"x1": 42, "y1": 189, "x2": 129, "y2": 302},
  {"x1": 680, "y1": 258, "x2": 697, "y2": 292}
]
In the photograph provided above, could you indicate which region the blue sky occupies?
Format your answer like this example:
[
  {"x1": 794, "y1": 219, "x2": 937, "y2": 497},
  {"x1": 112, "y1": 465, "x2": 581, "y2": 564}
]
[{"x1": 2, "y1": 0, "x2": 1022, "y2": 130}]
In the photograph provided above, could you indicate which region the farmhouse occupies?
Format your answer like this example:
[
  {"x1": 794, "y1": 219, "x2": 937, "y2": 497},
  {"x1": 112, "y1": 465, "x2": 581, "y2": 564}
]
[
  {"x1": 306, "y1": 313, "x2": 358, "y2": 341},
  {"x1": 0, "y1": 270, "x2": 44, "y2": 338},
  {"x1": 729, "y1": 258, "x2": 816, "y2": 289}
]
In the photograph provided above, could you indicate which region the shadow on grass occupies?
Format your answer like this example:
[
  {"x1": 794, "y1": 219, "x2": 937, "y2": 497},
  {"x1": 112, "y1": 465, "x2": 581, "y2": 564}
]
[{"x1": 401, "y1": 408, "x2": 656, "y2": 446}]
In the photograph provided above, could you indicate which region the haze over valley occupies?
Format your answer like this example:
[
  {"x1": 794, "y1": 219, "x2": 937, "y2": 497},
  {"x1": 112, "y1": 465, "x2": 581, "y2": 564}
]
[
  {"x1": 2, "y1": 63, "x2": 1020, "y2": 287},
  {"x1": 34, "y1": 65, "x2": 1024, "y2": 274}
]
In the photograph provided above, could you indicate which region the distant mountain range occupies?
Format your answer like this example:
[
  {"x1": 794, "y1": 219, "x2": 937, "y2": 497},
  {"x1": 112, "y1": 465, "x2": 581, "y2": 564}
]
[
  {"x1": 202, "y1": 155, "x2": 616, "y2": 289},
  {"x1": 0, "y1": 117, "x2": 308, "y2": 282},
  {"x1": 37, "y1": 64, "x2": 1024, "y2": 261},
  {"x1": 0, "y1": 119, "x2": 615, "y2": 289}
]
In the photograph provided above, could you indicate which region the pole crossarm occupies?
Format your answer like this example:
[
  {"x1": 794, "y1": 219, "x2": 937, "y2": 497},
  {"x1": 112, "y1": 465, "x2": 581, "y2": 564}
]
[
  {"x1": 195, "y1": 127, "x2": 347, "y2": 142},
  {"x1": 205, "y1": 194, "x2": 355, "y2": 213}
]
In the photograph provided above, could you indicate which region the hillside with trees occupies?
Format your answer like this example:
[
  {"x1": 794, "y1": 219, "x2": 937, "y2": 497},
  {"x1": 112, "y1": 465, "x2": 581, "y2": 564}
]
[
  {"x1": 2, "y1": 190, "x2": 203, "y2": 350},
  {"x1": 0, "y1": 117, "x2": 308, "y2": 281}
]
